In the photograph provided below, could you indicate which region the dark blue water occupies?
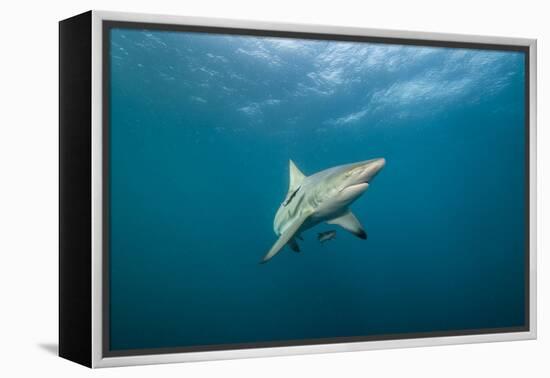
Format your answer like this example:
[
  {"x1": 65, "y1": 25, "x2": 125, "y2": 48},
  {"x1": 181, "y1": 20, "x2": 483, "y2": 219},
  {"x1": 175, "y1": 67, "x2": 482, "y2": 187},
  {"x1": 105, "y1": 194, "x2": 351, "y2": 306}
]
[{"x1": 109, "y1": 28, "x2": 526, "y2": 351}]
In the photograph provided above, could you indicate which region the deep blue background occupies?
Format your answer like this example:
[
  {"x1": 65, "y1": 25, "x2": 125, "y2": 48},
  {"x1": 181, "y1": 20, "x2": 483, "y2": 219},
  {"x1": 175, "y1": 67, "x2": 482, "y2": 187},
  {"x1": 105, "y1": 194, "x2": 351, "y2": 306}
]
[{"x1": 108, "y1": 28, "x2": 526, "y2": 350}]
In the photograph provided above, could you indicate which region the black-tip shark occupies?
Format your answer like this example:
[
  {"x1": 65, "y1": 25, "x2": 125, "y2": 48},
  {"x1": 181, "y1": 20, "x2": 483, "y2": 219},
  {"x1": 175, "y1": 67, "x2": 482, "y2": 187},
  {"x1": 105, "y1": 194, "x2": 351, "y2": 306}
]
[{"x1": 261, "y1": 158, "x2": 385, "y2": 263}]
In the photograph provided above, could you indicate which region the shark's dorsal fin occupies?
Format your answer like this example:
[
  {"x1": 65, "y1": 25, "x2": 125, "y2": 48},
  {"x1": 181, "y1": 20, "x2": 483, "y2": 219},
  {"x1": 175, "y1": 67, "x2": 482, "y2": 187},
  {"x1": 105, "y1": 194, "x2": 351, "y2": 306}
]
[
  {"x1": 327, "y1": 211, "x2": 367, "y2": 239},
  {"x1": 289, "y1": 160, "x2": 306, "y2": 193},
  {"x1": 261, "y1": 211, "x2": 311, "y2": 263}
]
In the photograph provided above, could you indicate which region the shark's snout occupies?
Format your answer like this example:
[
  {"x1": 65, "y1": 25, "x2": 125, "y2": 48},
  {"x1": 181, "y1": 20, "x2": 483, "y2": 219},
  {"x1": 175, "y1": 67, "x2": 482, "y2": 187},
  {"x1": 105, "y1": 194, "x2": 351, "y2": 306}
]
[
  {"x1": 367, "y1": 158, "x2": 385, "y2": 180},
  {"x1": 373, "y1": 157, "x2": 386, "y2": 169},
  {"x1": 336, "y1": 158, "x2": 385, "y2": 203},
  {"x1": 354, "y1": 157, "x2": 386, "y2": 184}
]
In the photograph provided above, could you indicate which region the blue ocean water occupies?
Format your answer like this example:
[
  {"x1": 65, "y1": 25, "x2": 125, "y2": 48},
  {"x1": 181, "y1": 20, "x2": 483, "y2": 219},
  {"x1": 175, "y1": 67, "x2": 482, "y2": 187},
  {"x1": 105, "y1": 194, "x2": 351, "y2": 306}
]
[{"x1": 108, "y1": 28, "x2": 526, "y2": 351}]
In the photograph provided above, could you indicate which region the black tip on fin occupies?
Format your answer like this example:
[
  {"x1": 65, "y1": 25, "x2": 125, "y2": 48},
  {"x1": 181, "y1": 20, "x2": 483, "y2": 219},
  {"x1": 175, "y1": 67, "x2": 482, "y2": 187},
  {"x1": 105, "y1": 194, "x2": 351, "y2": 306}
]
[
  {"x1": 289, "y1": 240, "x2": 300, "y2": 253},
  {"x1": 356, "y1": 230, "x2": 367, "y2": 240}
]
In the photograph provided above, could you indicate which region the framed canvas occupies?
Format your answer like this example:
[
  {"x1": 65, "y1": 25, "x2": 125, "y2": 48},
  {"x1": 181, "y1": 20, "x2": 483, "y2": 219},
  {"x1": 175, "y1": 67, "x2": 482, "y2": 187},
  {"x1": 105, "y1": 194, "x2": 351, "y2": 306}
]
[{"x1": 59, "y1": 10, "x2": 537, "y2": 368}]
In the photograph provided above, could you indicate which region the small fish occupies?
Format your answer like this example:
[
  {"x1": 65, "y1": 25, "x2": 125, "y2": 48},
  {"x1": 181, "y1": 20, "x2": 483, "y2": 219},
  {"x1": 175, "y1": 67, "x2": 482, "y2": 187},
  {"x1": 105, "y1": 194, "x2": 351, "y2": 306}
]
[{"x1": 318, "y1": 230, "x2": 337, "y2": 243}]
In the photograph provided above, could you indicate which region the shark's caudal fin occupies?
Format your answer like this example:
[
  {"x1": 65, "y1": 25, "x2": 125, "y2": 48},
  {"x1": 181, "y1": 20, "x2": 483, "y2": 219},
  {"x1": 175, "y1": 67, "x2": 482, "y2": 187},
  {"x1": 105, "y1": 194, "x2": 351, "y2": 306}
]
[
  {"x1": 261, "y1": 212, "x2": 311, "y2": 264},
  {"x1": 288, "y1": 160, "x2": 306, "y2": 193},
  {"x1": 327, "y1": 211, "x2": 367, "y2": 239}
]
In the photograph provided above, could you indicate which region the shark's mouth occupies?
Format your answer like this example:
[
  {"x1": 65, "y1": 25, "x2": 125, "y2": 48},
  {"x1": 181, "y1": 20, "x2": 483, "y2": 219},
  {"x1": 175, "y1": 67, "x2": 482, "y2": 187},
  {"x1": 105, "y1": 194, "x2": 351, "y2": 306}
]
[
  {"x1": 340, "y1": 182, "x2": 369, "y2": 195},
  {"x1": 348, "y1": 182, "x2": 369, "y2": 189}
]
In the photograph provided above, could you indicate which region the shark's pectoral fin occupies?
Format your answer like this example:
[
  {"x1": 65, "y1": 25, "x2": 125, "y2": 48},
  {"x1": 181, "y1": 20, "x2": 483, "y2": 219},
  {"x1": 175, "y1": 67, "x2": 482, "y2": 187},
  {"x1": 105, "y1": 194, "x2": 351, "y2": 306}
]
[
  {"x1": 327, "y1": 211, "x2": 367, "y2": 240},
  {"x1": 261, "y1": 212, "x2": 311, "y2": 263},
  {"x1": 288, "y1": 239, "x2": 300, "y2": 253}
]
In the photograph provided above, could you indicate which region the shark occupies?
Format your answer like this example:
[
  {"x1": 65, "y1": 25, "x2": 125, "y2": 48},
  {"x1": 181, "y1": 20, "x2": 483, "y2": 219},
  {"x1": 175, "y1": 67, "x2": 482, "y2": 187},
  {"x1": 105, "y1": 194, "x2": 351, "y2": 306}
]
[{"x1": 261, "y1": 158, "x2": 386, "y2": 263}]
